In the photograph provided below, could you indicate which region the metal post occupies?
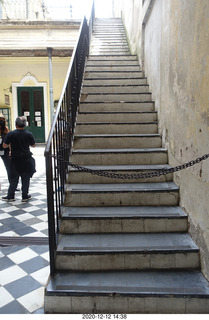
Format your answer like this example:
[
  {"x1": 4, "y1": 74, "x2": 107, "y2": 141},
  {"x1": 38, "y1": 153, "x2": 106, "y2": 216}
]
[
  {"x1": 25, "y1": 0, "x2": 29, "y2": 19},
  {"x1": 47, "y1": 47, "x2": 54, "y2": 126}
]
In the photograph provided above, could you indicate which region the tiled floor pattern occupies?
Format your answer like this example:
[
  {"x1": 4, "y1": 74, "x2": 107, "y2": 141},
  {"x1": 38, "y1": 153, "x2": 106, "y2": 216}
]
[
  {"x1": 0, "y1": 245, "x2": 49, "y2": 314},
  {"x1": 0, "y1": 174, "x2": 48, "y2": 238},
  {"x1": 0, "y1": 146, "x2": 49, "y2": 314}
]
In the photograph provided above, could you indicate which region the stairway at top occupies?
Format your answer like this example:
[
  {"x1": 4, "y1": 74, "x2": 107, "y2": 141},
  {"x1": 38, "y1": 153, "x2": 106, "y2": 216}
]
[{"x1": 44, "y1": 18, "x2": 209, "y2": 314}]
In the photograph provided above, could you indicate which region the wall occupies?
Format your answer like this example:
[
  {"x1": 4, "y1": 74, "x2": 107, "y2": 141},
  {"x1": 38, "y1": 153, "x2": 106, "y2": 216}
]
[
  {"x1": 114, "y1": 0, "x2": 142, "y2": 58},
  {"x1": 0, "y1": 56, "x2": 71, "y2": 134},
  {"x1": 114, "y1": 0, "x2": 209, "y2": 280}
]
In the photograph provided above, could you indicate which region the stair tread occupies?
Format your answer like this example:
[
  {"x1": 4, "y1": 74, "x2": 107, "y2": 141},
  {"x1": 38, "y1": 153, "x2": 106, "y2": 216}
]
[
  {"x1": 75, "y1": 133, "x2": 160, "y2": 137},
  {"x1": 88, "y1": 55, "x2": 138, "y2": 58},
  {"x1": 62, "y1": 206, "x2": 187, "y2": 219},
  {"x1": 69, "y1": 164, "x2": 170, "y2": 171},
  {"x1": 72, "y1": 147, "x2": 167, "y2": 153},
  {"x1": 66, "y1": 182, "x2": 178, "y2": 192},
  {"x1": 76, "y1": 122, "x2": 157, "y2": 125},
  {"x1": 57, "y1": 233, "x2": 198, "y2": 252},
  {"x1": 78, "y1": 111, "x2": 156, "y2": 113},
  {"x1": 46, "y1": 270, "x2": 209, "y2": 297}
]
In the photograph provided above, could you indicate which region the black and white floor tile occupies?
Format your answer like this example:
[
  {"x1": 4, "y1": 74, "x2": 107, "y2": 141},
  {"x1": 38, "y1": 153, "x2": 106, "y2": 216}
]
[
  {"x1": 0, "y1": 146, "x2": 50, "y2": 314},
  {"x1": 0, "y1": 245, "x2": 49, "y2": 314},
  {"x1": 0, "y1": 175, "x2": 48, "y2": 238}
]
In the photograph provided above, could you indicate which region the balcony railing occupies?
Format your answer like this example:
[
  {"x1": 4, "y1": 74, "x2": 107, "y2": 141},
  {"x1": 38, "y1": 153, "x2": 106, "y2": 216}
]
[{"x1": 44, "y1": 1, "x2": 95, "y2": 275}]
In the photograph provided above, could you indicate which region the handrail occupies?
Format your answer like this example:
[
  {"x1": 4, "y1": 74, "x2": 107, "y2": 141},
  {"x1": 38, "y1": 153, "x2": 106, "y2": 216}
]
[{"x1": 44, "y1": 1, "x2": 95, "y2": 275}]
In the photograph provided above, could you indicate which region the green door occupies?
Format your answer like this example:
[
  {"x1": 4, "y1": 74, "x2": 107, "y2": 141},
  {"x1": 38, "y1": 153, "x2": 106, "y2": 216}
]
[{"x1": 17, "y1": 87, "x2": 45, "y2": 143}]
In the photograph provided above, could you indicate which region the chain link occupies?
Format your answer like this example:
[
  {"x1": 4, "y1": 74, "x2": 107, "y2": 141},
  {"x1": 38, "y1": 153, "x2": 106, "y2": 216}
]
[{"x1": 53, "y1": 153, "x2": 209, "y2": 180}]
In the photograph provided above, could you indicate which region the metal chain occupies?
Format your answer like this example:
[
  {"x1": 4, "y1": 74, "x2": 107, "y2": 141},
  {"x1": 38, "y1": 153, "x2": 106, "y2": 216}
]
[{"x1": 54, "y1": 153, "x2": 209, "y2": 180}]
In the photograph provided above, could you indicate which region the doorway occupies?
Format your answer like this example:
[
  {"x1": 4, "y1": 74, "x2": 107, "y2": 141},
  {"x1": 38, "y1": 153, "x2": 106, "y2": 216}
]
[{"x1": 17, "y1": 87, "x2": 45, "y2": 143}]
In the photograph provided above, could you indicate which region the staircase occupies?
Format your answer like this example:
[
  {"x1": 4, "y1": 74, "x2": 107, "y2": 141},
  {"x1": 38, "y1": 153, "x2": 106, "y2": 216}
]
[{"x1": 44, "y1": 18, "x2": 209, "y2": 314}]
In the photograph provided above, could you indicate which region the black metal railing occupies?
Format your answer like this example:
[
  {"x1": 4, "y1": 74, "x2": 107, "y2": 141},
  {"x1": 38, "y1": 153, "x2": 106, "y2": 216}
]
[{"x1": 44, "y1": 2, "x2": 94, "y2": 275}]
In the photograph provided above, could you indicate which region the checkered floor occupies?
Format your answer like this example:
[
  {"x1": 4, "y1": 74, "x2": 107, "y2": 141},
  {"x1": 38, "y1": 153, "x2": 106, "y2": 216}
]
[
  {"x1": 0, "y1": 245, "x2": 49, "y2": 313},
  {"x1": 0, "y1": 145, "x2": 49, "y2": 314},
  {"x1": 0, "y1": 174, "x2": 48, "y2": 238}
]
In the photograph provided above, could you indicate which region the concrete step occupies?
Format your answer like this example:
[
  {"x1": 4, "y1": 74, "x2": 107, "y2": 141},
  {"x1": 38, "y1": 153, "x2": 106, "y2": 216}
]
[
  {"x1": 84, "y1": 71, "x2": 144, "y2": 78},
  {"x1": 91, "y1": 44, "x2": 129, "y2": 48},
  {"x1": 93, "y1": 29, "x2": 125, "y2": 32},
  {"x1": 92, "y1": 34, "x2": 126, "y2": 39},
  {"x1": 75, "y1": 122, "x2": 158, "y2": 134},
  {"x1": 71, "y1": 148, "x2": 168, "y2": 165},
  {"x1": 81, "y1": 93, "x2": 151, "y2": 103},
  {"x1": 93, "y1": 27, "x2": 125, "y2": 30},
  {"x1": 88, "y1": 55, "x2": 138, "y2": 61},
  {"x1": 83, "y1": 78, "x2": 147, "y2": 86},
  {"x1": 67, "y1": 164, "x2": 172, "y2": 184},
  {"x1": 86, "y1": 58, "x2": 138, "y2": 66},
  {"x1": 64, "y1": 182, "x2": 179, "y2": 207},
  {"x1": 92, "y1": 34, "x2": 126, "y2": 38},
  {"x1": 91, "y1": 46, "x2": 130, "y2": 51},
  {"x1": 92, "y1": 38, "x2": 127, "y2": 42},
  {"x1": 90, "y1": 51, "x2": 130, "y2": 55},
  {"x1": 91, "y1": 41, "x2": 128, "y2": 46},
  {"x1": 73, "y1": 134, "x2": 162, "y2": 149},
  {"x1": 77, "y1": 111, "x2": 157, "y2": 122},
  {"x1": 82, "y1": 85, "x2": 148, "y2": 94},
  {"x1": 44, "y1": 270, "x2": 209, "y2": 313},
  {"x1": 79, "y1": 102, "x2": 155, "y2": 112},
  {"x1": 56, "y1": 233, "x2": 199, "y2": 271},
  {"x1": 85, "y1": 65, "x2": 141, "y2": 73},
  {"x1": 60, "y1": 206, "x2": 188, "y2": 233}
]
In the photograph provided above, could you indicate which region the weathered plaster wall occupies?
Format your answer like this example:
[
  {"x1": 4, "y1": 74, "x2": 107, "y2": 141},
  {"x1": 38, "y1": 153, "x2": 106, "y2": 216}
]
[
  {"x1": 114, "y1": 0, "x2": 209, "y2": 279},
  {"x1": 114, "y1": 0, "x2": 142, "y2": 58}
]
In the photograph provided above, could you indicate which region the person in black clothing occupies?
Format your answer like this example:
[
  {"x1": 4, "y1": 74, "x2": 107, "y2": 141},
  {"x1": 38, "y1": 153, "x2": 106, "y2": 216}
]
[
  {"x1": 2, "y1": 116, "x2": 36, "y2": 202},
  {"x1": 0, "y1": 113, "x2": 10, "y2": 180}
]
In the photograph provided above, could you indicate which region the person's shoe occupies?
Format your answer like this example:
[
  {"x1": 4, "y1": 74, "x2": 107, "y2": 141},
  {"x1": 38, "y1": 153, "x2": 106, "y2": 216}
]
[
  {"x1": 22, "y1": 194, "x2": 32, "y2": 202},
  {"x1": 2, "y1": 196, "x2": 15, "y2": 202}
]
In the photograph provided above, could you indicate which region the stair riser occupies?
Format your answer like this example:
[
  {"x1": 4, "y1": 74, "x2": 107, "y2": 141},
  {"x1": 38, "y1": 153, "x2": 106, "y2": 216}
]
[
  {"x1": 56, "y1": 252, "x2": 199, "y2": 271},
  {"x1": 85, "y1": 72, "x2": 144, "y2": 79},
  {"x1": 85, "y1": 66, "x2": 140, "y2": 72},
  {"x1": 91, "y1": 46, "x2": 130, "y2": 50},
  {"x1": 74, "y1": 136, "x2": 162, "y2": 149},
  {"x1": 82, "y1": 86, "x2": 148, "y2": 94},
  {"x1": 91, "y1": 39, "x2": 127, "y2": 42},
  {"x1": 60, "y1": 218, "x2": 188, "y2": 234},
  {"x1": 83, "y1": 79, "x2": 147, "y2": 86},
  {"x1": 93, "y1": 33, "x2": 126, "y2": 35},
  {"x1": 86, "y1": 60, "x2": 139, "y2": 66},
  {"x1": 77, "y1": 113, "x2": 156, "y2": 122},
  {"x1": 64, "y1": 191, "x2": 179, "y2": 207},
  {"x1": 91, "y1": 51, "x2": 130, "y2": 55},
  {"x1": 71, "y1": 152, "x2": 168, "y2": 165},
  {"x1": 81, "y1": 93, "x2": 151, "y2": 103},
  {"x1": 92, "y1": 38, "x2": 127, "y2": 42},
  {"x1": 44, "y1": 295, "x2": 209, "y2": 314},
  {"x1": 67, "y1": 171, "x2": 173, "y2": 184},
  {"x1": 92, "y1": 37, "x2": 127, "y2": 40},
  {"x1": 93, "y1": 27, "x2": 125, "y2": 30},
  {"x1": 75, "y1": 124, "x2": 158, "y2": 134},
  {"x1": 93, "y1": 30, "x2": 125, "y2": 33},
  {"x1": 88, "y1": 55, "x2": 138, "y2": 61},
  {"x1": 79, "y1": 102, "x2": 155, "y2": 112}
]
